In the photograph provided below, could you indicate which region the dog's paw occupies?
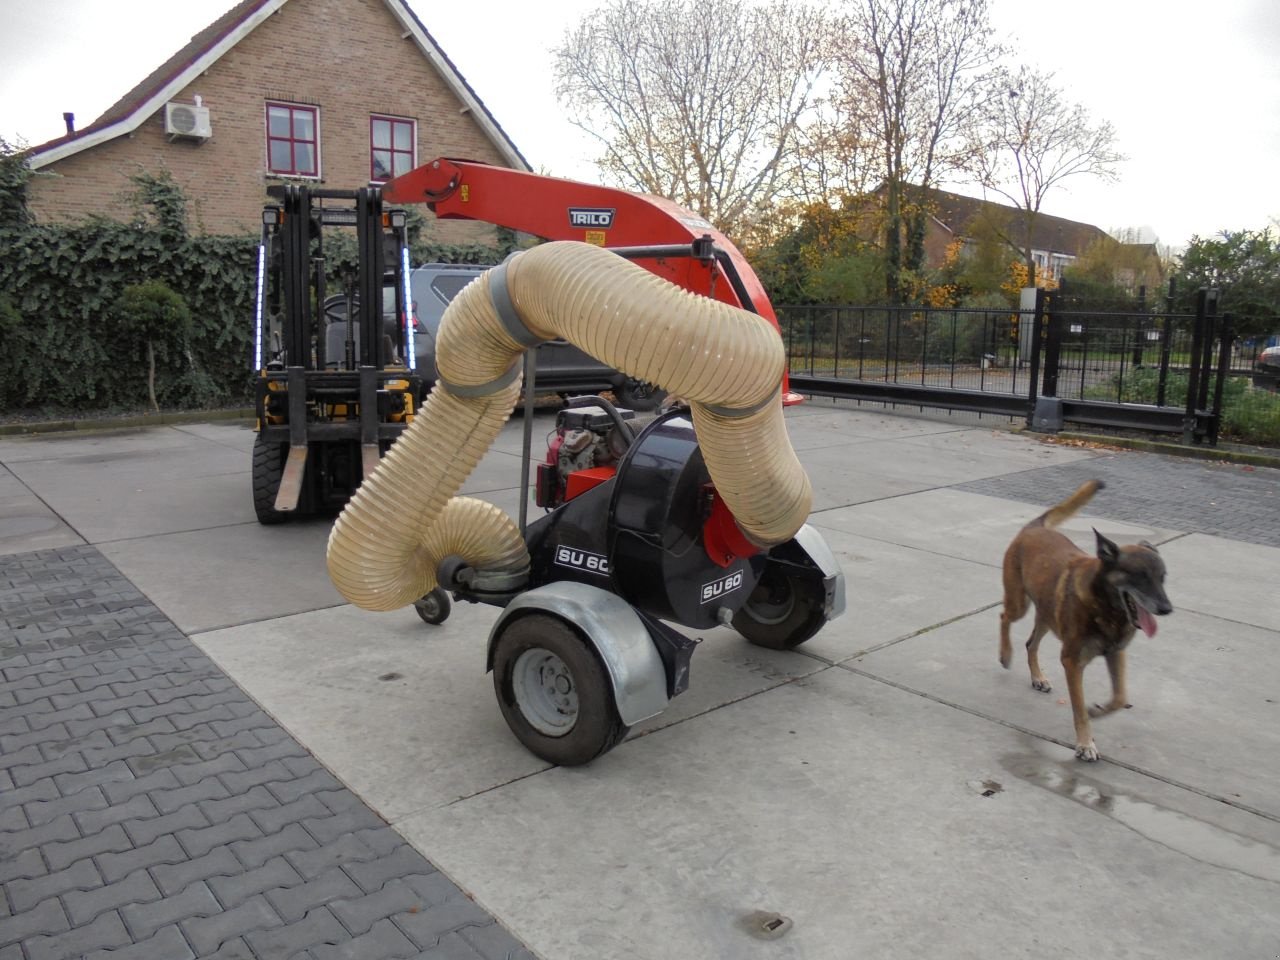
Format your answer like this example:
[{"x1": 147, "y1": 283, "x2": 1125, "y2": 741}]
[
  {"x1": 999, "y1": 654, "x2": 1011, "y2": 669},
  {"x1": 1074, "y1": 741, "x2": 1099, "y2": 762},
  {"x1": 1089, "y1": 700, "x2": 1130, "y2": 718},
  {"x1": 1031, "y1": 678, "x2": 1052, "y2": 693}
]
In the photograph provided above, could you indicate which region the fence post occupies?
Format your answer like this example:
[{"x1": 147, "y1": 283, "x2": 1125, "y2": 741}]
[
  {"x1": 1184, "y1": 288, "x2": 1210, "y2": 443},
  {"x1": 1196, "y1": 290, "x2": 1218, "y2": 415},
  {"x1": 1209, "y1": 312, "x2": 1234, "y2": 446},
  {"x1": 1157, "y1": 278, "x2": 1175, "y2": 407},
  {"x1": 1041, "y1": 290, "x2": 1062, "y2": 400},
  {"x1": 1025, "y1": 287, "x2": 1051, "y2": 428}
]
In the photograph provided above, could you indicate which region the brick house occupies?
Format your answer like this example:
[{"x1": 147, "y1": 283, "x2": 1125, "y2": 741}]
[
  {"x1": 23, "y1": 0, "x2": 528, "y2": 238},
  {"x1": 902, "y1": 185, "x2": 1109, "y2": 283}
]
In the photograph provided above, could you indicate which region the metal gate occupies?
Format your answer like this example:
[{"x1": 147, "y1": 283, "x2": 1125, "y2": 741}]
[{"x1": 781, "y1": 287, "x2": 1234, "y2": 444}]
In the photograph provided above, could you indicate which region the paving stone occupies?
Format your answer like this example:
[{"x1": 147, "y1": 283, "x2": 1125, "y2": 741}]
[
  {"x1": 129, "y1": 743, "x2": 200, "y2": 774},
  {"x1": 151, "y1": 775, "x2": 230, "y2": 814},
  {"x1": 25, "y1": 909, "x2": 131, "y2": 960},
  {"x1": 217, "y1": 758, "x2": 292, "y2": 794},
  {"x1": 52, "y1": 758, "x2": 133, "y2": 795},
  {"x1": 75, "y1": 793, "x2": 160, "y2": 836},
  {"x1": 151, "y1": 846, "x2": 241, "y2": 898},
  {"x1": 286, "y1": 833, "x2": 379, "y2": 881},
  {"x1": 236, "y1": 737, "x2": 311, "y2": 768},
  {"x1": 105, "y1": 717, "x2": 178, "y2": 746},
  {"x1": 10, "y1": 746, "x2": 89, "y2": 786},
  {"x1": 81, "y1": 737, "x2": 155, "y2": 768},
  {"x1": 74, "y1": 667, "x2": 136, "y2": 693},
  {"x1": 27, "y1": 702, "x2": 93, "y2": 732},
  {"x1": 311, "y1": 917, "x2": 419, "y2": 960},
  {"x1": 0, "y1": 743, "x2": 43, "y2": 771},
  {"x1": 1, "y1": 776, "x2": 58, "y2": 810},
  {"x1": 0, "y1": 803, "x2": 27, "y2": 831},
  {"x1": 266, "y1": 867, "x2": 363, "y2": 923},
  {"x1": 208, "y1": 855, "x2": 304, "y2": 908},
  {"x1": 96, "y1": 834, "x2": 187, "y2": 884},
  {"x1": 330, "y1": 877, "x2": 425, "y2": 935},
  {"x1": 0, "y1": 897, "x2": 70, "y2": 949},
  {"x1": 171, "y1": 751, "x2": 247, "y2": 786},
  {"x1": 266, "y1": 767, "x2": 344, "y2": 804},
  {"x1": 303, "y1": 806, "x2": 387, "y2": 844},
  {"x1": 394, "y1": 898, "x2": 495, "y2": 952},
  {"x1": 7, "y1": 858, "x2": 103, "y2": 913},
  {"x1": 64, "y1": 869, "x2": 162, "y2": 926},
  {"x1": 23, "y1": 785, "x2": 107, "y2": 827},
  {"x1": 181, "y1": 895, "x2": 284, "y2": 956},
  {"x1": 65, "y1": 709, "x2": 132, "y2": 739},
  {"x1": 200, "y1": 784, "x2": 280, "y2": 825},
  {"x1": 251, "y1": 793, "x2": 331, "y2": 834},
  {"x1": 2, "y1": 721, "x2": 65, "y2": 753},
  {"x1": 231, "y1": 822, "x2": 319, "y2": 869},
  {"x1": 177, "y1": 811, "x2": 262, "y2": 859},
  {"x1": 120, "y1": 881, "x2": 220, "y2": 941},
  {"x1": 0, "y1": 813, "x2": 80, "y2": 860},
  {"x1": 458, "y1": 922, "x2": 539, "y2": 960},
  {"x1": 122, "y1": 804, "x2": 209, "y2": 848},
  {"x1": 344, "y1": 845, "x2": 438, "y2": 895},
  {"x1": 244, "y1": 906, "x2": 348, "y2": 958},
  {"x1": 419, "y1": 929, "x2": 500, "y2": 960},
  {"x1": 0, "y1": 847, "x2": 46, "y2": 884},
  {"x1": 85, "y1": 923, "x2": 196, "y2": 960}
]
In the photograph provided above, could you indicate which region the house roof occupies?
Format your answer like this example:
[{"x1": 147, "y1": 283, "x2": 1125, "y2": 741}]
[
  {"x1": 26, "y1": 0, "x2": 529, "y2": 172},
  {"x1": 905, "y1": 185, "x2": 1108, "y2": 258}
]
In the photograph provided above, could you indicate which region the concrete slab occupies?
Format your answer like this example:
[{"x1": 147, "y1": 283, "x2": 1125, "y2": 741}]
[
  {"x1": 395, "y1": 669, "x2": 1280, "y2": 960},
  {"x1": 0, "y1": 425, "x2": 202, "y2": 463},
  {"x1": 812, "y1": 488, "x2": 1182, "y2": 567},
  {"x1": 793, "y1": 525, "x2": 1000, "y2": 662},
  {"x1": 192, "y1": 603, "x2": 826, "y2": 822},
  {"x1": 0, "y1": 494, "x2": 84, "y2": 555},
  {"x1": 851, "y1": 608, "x2": 1280, "y2": 818},
  {"x1": 99, "y1": 519, "x2": 340, "y2": 633},
  {"x1": 1155, "y1": 534, "x2": 1280, "y2": 632},
  {"x1": 170, "y1": 419, "x2": 259, "y2": 451}
]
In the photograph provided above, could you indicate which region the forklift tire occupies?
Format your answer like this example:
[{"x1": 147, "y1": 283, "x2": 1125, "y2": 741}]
[
  {"x1": 613, "y1": 378, "x2": 666, "y2": 412},
  {"x1": 732, "y1": 568, "x2": 827, "y2": 650},
  {"x1": 413, "y1": 588, "x2": 452, "y2": 625},
  {"x1": 252, "y1": 435, "x2": 290, "y2": 525},
  {"x1": 492, "y1": 613, "x2": 629, "y2": 766}
]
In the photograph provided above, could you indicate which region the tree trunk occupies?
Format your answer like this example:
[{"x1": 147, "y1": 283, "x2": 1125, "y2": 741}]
[{"x1": 147, "y1": 340, "x2": 159, "y2": 414}]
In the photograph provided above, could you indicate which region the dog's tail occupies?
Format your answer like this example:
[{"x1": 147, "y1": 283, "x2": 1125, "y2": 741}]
[{"x1": 1029, "y1": 480, "x2": 1105, "y2": 530}]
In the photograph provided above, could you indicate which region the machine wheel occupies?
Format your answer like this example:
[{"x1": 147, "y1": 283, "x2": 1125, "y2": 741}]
[
  {"x1": 613, "y1": 378, "x2": 666, "y2": 412},
  {"x1": 732, "y1": 568, "x2": 828, "y2": 650},
  {"x1": 492, "y1": 614, "x2": 629, "y2": 766},
  {"x1": 252, "y1": 435, "x2": 289, "y2": 525},
  {"x1": 414, "y1": 588, "x2": 452, "y2": 625}
]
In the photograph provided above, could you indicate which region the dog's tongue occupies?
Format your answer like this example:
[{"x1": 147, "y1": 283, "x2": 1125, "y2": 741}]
[{"x1": 1137, "y1": 605, "x2": 1158, "y2": 637}]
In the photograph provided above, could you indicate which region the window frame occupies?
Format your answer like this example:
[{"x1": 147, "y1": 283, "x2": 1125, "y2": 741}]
[
  {"x1": 265, "y1": 101, "x2": 321, "y2": 179},
  {"x1": 369, "y1": 114, "x2": 417, "y2": 184}
]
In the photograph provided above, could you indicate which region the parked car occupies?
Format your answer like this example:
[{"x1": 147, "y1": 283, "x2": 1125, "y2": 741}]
[
  {"x1": 1254, "y1": 341, "x2": 1280, "y2": 391},
  {"x1": 409, "y1": 263, "x2": 666, "y2": 409}
]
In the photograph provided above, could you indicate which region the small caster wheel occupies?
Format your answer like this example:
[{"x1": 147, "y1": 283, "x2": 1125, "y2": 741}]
[
  {"x1": 732, "y1": 569, "x2": 827, "y2": 650},
  {"x1": 491, "y1": 613, "x2": 629, "y2": 765},
  {"x1": 414, "y1": 588, "x2": 452, "y2": 625}
]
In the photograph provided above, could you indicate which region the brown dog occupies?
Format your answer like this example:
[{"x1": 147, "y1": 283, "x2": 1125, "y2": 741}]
[{"x1": 999, "y1": 480, "x2": 1172, "y2": 761}]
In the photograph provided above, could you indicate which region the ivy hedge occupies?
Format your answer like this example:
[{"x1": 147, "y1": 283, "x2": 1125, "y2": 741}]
[{"x1": 0, "y1": 163, "x2": 515, "y2": 417}]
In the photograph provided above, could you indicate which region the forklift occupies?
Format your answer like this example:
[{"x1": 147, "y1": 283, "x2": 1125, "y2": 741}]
[{"x1": 251, "y1": 186, "x2": 423, "y2": 523}]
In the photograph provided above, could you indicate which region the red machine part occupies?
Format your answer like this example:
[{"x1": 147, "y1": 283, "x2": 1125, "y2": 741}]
[
  {"x1": 382, "y1": 157, "x2": 800, "y2": 403},
  {"x1": 701, "y1": 484, "x2": 763, "y2": 568}
]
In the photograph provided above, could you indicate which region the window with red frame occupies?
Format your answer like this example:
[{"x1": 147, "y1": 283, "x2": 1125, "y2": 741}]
[
  {"x1": 266, "y1": 102, "x2": 319, "y2": 177},
  {"x1": 370, "y1": 116, "x2": 415, "y2": 182}
]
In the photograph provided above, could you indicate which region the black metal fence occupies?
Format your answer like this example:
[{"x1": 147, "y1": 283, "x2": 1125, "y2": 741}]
[{"x1": 780, "y1": 287, "x2": 1248, "y2": 444}]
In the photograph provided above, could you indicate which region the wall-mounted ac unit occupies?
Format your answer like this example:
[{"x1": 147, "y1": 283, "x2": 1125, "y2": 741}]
[{"x1": 164, "y1": 102, "x2": 212, "y2": 140}]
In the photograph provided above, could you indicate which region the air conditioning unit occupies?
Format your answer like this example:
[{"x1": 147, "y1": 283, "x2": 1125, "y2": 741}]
[{"x1": 164, "y1": 102, "x2": 212, "y2": 140}]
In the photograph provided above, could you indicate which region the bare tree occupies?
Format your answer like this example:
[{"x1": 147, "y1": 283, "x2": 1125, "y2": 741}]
[
  {"x1": 554, "y1": 0, "x2": 828, "y2": 237},
  {"x1": 828, "y1": 0, "x2": 1001, "y2": 301},
  {"x1": 975, "y1": 65, "x2": 1125, "y2": 281}
]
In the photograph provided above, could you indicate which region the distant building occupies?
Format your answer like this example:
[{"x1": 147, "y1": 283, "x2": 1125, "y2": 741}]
[{"x1": 23, "y1": 0, "x2": 528, "y2": 237}]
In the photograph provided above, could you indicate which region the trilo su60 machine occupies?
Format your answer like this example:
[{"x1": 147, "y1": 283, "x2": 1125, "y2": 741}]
[{"x1": 325, "y1": 233, "x2": 844, "y2": 768}]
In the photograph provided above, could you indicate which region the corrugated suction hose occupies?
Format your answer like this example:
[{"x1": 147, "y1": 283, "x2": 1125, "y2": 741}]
[{"x1": 327, "y1": 241, "x2": 812, "y2": 611}]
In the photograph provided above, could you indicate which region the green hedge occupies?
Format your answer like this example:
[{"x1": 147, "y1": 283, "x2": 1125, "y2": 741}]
[{"x1": 0, "y1": 171, "x2": 515, "y2": 416}]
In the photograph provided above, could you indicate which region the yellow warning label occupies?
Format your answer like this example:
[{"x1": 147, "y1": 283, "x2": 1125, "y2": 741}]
[{"x1": 584, "y1": 231, "x2": 607, "y2": 247}]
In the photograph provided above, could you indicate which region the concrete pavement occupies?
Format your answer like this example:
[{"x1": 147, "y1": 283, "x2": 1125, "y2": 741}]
[{"x1": 2, "y1": 400, "x2": 1278, "y2": 959}]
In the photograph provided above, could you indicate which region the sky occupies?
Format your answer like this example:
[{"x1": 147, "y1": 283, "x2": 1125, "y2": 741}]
[{"x1": 2, "y1": 0, "x2": 1278, "y2": 251}]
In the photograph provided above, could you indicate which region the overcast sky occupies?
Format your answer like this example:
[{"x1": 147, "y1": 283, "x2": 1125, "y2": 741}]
[{"x1": 2, "y1": 0, "x2": 1277, "y2": 250}]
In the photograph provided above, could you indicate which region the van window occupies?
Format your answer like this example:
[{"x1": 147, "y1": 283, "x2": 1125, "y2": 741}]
[{"x1": 431, "y1": 275, "x2": 476, "y2": 304}]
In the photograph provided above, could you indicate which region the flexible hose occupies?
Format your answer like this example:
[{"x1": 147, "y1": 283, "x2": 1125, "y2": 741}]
[{"x1": 327, "y1": 241, "x2": 811, "y2": 611}]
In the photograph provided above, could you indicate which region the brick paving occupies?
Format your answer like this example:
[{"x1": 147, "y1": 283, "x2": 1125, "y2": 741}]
[
  {"x1": 0, "y1": 545, "x2": 535, "y2": 960},
  {"x1": 953, "y1": 451, "x2": 1280, "y2": 547}
]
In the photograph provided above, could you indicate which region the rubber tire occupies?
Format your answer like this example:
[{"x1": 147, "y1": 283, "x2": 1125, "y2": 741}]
[
  {"x1": 492, "y1": 614, "x2": 629, "y2": 766},
  {"x1": 613, "y1": 378, "x2": 667, "y2": 412},
  {"x1": 414, "y1": 588, "x2": 452, "y2": 625},
  {"x1": 252, "y1": 435, "x2": 289, "y2": 525},
  {"x1": 732, "y1": 569, "x2": 828, "y2": 650}
]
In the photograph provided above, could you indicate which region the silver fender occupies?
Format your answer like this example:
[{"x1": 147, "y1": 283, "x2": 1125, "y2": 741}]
[
  {"x1": 486, "y1": 581, "x2": 669, "y2": 726},
  {"x1": 791, "y1": 523, "x2": 847, "y2": 620}
]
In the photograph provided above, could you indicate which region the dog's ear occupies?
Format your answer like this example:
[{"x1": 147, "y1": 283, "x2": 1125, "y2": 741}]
[{"x1": 1094, "y1": 529, "x2": 1121, "y2": 565}]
